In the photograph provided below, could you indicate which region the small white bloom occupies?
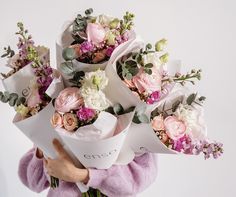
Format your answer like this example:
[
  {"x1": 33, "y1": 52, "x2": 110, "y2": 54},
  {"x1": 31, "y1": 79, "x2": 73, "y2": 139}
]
[
  {"x1": 142, "y1": 52, "x2": 163, "y2": 69},
  {"x1": 174, "y1": 104, "x2": 207, "y2": 140},
  {"x1": 81, "y1": 87, "x2": 110, "y2": 111},
  {"x1": 81, "y1": 70, "x2": 108, "y2": 90},
  {"x1": 96, "y1": 14, "x2": 115, "y2": 26}
]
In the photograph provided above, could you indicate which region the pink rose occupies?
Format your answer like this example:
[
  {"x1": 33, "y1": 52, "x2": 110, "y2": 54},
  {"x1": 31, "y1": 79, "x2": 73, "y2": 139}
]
[
  {"x1": 55, "y1": 87, "x2": 83, "y2": 113},
  {"x1": 132, "y1": 67, "x2": 162, "y2": 94},
  {"x1": 152, "y1": 115, "x2": 165, "y2": 131},
  {"x1": 86, "y1": 23, "x2": 106, "y2": 44},
  {"x1": 164, "y1": 116, "x2": 186, "y2": 140},
  {"x1": 51, "y1": 112, "x2": 63, "y2": 128},
  {"x1": 62, "y1": 113, "x2": 78, "y2": 132},
  {"x1": 27, "y1": 89, "x2": 42, "y2": 108}
]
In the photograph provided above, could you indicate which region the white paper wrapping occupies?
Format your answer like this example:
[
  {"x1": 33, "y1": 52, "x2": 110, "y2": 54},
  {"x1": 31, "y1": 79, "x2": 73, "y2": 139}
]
[
  {"x1": 55, "y1": 111, "x2": 134, "y2": 169},
  {"x1": 1, "y1": 46, "x2": 50, "y2": 97},
  {"x1": 12, "y1": 76, "x2": 65, "y2": 159}
]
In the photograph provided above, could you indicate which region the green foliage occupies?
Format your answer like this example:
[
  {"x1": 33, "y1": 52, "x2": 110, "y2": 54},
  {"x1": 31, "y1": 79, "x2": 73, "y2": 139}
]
[
  {"x1": 120, "y1": 11, "x2": 135, "y2": 34},
  {"x1": 0, "y1": 91, "x2": 25, "y2": 107},
  {"x1": 1, "y1": 46, "x2": 15, "y2": 58},
  {"x1": 62, "y1": 48, "x2": 77, "y2": 61},
  {"x1": 69, "y1": 71, "x2": 85, "y2": 87},
  {"x1": 60, "y1": 61, "x2": 75, "y2": 75}
]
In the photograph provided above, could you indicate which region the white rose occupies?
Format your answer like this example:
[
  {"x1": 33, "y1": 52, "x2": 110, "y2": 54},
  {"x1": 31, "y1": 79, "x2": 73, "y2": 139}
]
[
  {"x1": 81, "y1": 87, "x2": 110, "y2": 111},
  {"x1": 142, "y1": 52, "x2": 163, "y2": 69},
  {"x1": 82, "y1": 70, "x2": 108, "y2": 90},
  {"x1": 175, "y1": 104, "x2": 207, "y2": 140}
]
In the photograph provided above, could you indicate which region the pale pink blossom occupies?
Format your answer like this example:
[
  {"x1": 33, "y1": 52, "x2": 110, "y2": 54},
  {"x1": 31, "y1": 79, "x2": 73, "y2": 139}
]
[
  {"x1": 152, "y1": 115, "x2": 165, "y2": 131},
  {"x1": 62, "y1": 113, "x2": 78, "y2": 132},
  {"x1": 86, "y1": 23, "x2": 106, "y2": 44},
  {"x1": 55, "y1": 87, "x2": 84, "y2": 113},
  {"x1": 51, "y1": 112, "x2": 63, "y2": 128},
  {"x1": 164, "y1": 116, "x2": 186, "y2": 140}
]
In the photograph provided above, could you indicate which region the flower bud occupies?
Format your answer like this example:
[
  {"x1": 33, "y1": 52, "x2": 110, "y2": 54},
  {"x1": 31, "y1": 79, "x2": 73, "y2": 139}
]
[
  {"x1": 109, "y1": 18, "x2": 120, "y2": 29},
  {"x1": 160, "y1": 53, "x2": 169, "y2": 64},
  {"x1": 155, "y1": 39, "x2": 168, "y2": 52}
]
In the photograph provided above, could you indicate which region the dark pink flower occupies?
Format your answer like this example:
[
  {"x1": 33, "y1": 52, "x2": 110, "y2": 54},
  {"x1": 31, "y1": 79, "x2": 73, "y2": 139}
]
[{"x1": 76, "y1": 107, "x2": 96, "y2": 121}]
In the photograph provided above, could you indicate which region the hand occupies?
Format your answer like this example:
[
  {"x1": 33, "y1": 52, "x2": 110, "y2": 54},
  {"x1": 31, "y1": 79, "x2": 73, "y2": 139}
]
[{"x1": 44, "y1": 139, "x2": 89, "y2": 183}]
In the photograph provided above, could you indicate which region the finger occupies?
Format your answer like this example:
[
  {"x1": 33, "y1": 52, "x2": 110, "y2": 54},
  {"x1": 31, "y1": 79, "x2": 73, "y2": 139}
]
[
  {"x1": 43, "y1": 158, "x2": 48, "y2": 166},
  {"x1": 52, "y1": 139, "x2": 67, "y2": 157}
]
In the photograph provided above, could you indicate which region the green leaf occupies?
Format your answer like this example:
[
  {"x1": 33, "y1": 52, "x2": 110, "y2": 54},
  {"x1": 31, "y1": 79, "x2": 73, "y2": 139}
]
[
  {"x1": 125, "y1": 73, "x2": 133, "y2": 80},
  {"x1": 186, "y1": 93, "x2": 197, "y2": 105},
  {"x1": 113, "y1": 103, "x2": 124, "y2": 115},
  {"x1": 125, "y1": 60, "x2": 137, "y2": 68},
  {"x1": 9, "y1": 93, "x2": 18, "y2": 100},
  {"x1": 133, "y1": 114, "x2": 141, "y2": 124},
  {"x1": 1, "y1": 96, "x2": 8, "y2": 103},
  {"x1": 138, "y1": 114, "x2": 150, "y2": 123},
  {"x1": 145, "y1": 68, "x2": 152, "y2": 75},
  {"x1": 144, "y1": 63, "x2": 153, "y2": 68},
  {"x1": 16, "y1": 97, "x2": 26, "y2": 106},
  {"x1": 124, "y1": 106, "x2": 135, "y2": 113},
  {"x1": 199, "y1": 96, "x2": 206, "y2": 101},
  {"x1": 9, "y1": 96, "x2": 18, "y2": 106},
  {"x1": 172, "y1": 100, "x2": 181, "y2": 112},
  {"x1": 62, "y1": 48, "x2": 77, "y2": 61},
  {"x1": 60, "y1": 62, "x2": 74, "y2": 75},
  {"x1": 1, "y1": 53, "x2": 8, "y2": 58},
  {"x1": 4, "y1": 91, "x2": 10, "y2": 101},
  {"x1": 105, "y1": 106, "x2": 115, "y2": 114}
]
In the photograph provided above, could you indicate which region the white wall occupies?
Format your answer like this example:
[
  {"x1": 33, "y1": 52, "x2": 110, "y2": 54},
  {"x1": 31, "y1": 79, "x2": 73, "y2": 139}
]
[{"x1": 0, "y1": 0, "x2": 235, "y2": 196}]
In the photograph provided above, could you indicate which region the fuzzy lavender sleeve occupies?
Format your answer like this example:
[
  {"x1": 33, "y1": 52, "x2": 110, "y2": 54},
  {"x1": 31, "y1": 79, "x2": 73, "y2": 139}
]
[
  {"x1": 18, "y1": 148, "x2": 49, "y2": 193},
  {"x1": 86, "y1": 153, "x2": 158, "y2": 197}
]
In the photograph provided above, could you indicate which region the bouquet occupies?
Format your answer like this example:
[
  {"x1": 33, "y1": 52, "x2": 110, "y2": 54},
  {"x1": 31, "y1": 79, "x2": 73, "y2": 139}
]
[
  {"x1": 50, "y1": 69, "x2": 134, "y2": 191},
  {"x1": 1, "y1": 22, "x2": 50, "y2": 96},
  {"x1": 150, "y1": 87, "x2": 223, "y2": 159},
  {"x1": 123, "y1": 85, "x2": 223, "y2": 159},
  {"x1": 56, "y1": 8, "x2": 135, "y2": 85},
  {"x1": 105, "y1": 37, "x2": 201, "y2": 111}
]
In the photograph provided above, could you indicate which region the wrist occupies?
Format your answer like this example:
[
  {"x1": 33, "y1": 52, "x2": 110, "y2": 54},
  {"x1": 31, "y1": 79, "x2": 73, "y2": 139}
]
[{"x1": 72, "y1": 168, "x2": 89, "y2": 183}]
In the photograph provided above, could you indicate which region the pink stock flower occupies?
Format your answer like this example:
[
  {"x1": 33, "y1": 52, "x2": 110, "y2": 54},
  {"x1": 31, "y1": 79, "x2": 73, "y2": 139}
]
[
  {"x1": 76, "y1": 107, "x2": 96, "y2": 121},
  {"x1": 164, "y1": 116, "x2": 186, "y2": 140},
  {"x1": 146, "y1": 91, "x2": 161, "y2": 104},
  {"x1": 62, "y1": 113, "x2": 78, "y2": 132},
  {"x1": 152, "y1": 115, "x2": 165, "y2": 131},
  {"x1": 51, "y1": 112, "x2": 63, "y2": 128},
  {"x1": 132, "y1": 67, "x2": 162, "y2": 94},
  {"x1": 27, "y1": 89, "x2": 42, "y2": 108},
  {"x1": 55, "y1": 87, "x2": 84, "y2": 113},
  {"x1": 86, "y1": 23, "x2": 106, "y2": 44}
]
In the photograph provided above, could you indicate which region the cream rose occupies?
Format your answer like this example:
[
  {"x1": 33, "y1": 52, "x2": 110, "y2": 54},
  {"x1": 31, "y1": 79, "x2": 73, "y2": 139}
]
[
  {"x1": 62, "y1": 113, "x2": 78, "y2": 132},
  {"x1": 51, "y1": 112, "x2": 63, "y2": 128}
]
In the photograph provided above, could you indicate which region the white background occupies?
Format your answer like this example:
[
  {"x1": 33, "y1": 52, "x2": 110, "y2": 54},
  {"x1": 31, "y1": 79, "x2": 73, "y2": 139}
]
[{"x1": 0, "y1": 0, "x2": 235, "y2": 197}]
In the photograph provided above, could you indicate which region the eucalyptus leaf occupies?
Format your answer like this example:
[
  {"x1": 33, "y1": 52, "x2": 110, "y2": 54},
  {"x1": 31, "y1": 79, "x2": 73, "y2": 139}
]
[
  {"x1": 113, "y1": 103, "x2": 124, "y2": 115},
  {"x1": 60, "y1": 62, "x2": 74, "y2": 75},
  {"x1": 4, "y1": 91, "x2": 10, "y2": 101},
  {"x1": 16, "y1": 97, "x2": 26, "y2": 106},
  {"x1": 186, "y1": 93, "x2": 197, "y2": 105},
  {"x1": 1, "y1": 96, "x2": 8, "y2": 103},
  {"x1": 62, "y1": 48, "x2": 76, "y2": 61},
  {"x1": 133, "y1": 114, "x2": 141, "y2": 124},
  {"x1": 125, "y1": 60, "x2": 137, "y2": 68},
  {"x1": 9, "y1": 96, "x2": 18, "y2": 106},
  {"x1": 125, "y1": 73, "x2": 133, "y2": 80},
  {"x1": 199, "y1": 96, "x2": 206, "y2": 101},
  {"x1": 172, "y1": 100, "x2": 181, "y2": 112},
  {"x1": 138, "y1": 114, "x2": 150, "y2": 123},
  {"x1": 124, "y1": 106, "x2": 135, "y2": 113},
  {"x1": 145, "y1": 63, "x2": 153, "y2": 68}
]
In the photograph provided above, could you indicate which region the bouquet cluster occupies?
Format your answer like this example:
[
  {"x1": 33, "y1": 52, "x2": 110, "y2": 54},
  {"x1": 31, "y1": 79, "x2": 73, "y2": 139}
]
[{"x1": 1, "y1": 8, "x2": 223, "y2": 196}]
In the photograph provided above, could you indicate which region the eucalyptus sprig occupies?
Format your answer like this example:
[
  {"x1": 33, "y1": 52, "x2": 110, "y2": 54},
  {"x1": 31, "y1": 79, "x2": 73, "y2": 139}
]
[
  {"x1": 72, "y1": 8, "x2": 95, "y2": 43},
  {"x1": 0, "y1": 91, "x2": 26, "y2": 107},
  {"x1": 1, "y1": 46, "x2": 15, "y2": 58}
]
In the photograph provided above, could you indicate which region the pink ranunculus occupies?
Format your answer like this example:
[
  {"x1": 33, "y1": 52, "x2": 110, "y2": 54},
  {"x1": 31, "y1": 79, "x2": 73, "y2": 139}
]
[
  {"x1": 62, "y1": 113, "x2": 78, "y2": 132},
  {"x1": 27, "y1": 89, "x2": 42, "y2": 108},
  {"x1": 86, "y1": 23, "x2": 106, "y2": 44},
  {"x1": 132, "y1": 67, "x2": 162, "y2": 94},
  {"x1": 164, "y1": 116, "x2": 186, "y2": 140},
  {"x1": 51, "y1": 112, "x2": 63, "y2": 128},
  {"x1": 152, "y1": 115, "x2": 165, "y2": 131},
  {"x1": 55, "y1": 87, "x2": 84, "y2": 113}
]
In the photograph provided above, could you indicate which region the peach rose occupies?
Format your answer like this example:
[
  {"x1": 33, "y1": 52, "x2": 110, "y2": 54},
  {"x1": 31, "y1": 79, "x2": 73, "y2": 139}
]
[
  {"x1": 152, "y1": 115, "x2": 165, "y2": 131},
  {"x1": 86, "y1": 23, "x2": 106, "y2": 44},
  {"x1": 132, "y1": 67, "x2": 162, "y2": 94},
  {"x1": 62, "y1": 113, "x2": 78, "y2": 132},
  {"x1": 51, "y1": 112, "x2": 63, "y2": 128},
  {"x1": 55, "y1": 87, "x2": 84, "y2": 113},
  {"x1": 164, "y1": 116, "x2": 186, "y2": 140}
]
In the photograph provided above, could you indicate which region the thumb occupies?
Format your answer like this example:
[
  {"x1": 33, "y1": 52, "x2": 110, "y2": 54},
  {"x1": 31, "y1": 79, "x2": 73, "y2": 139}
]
[{"x1": 52, "y1": 139, "x2": 67, "y2": 157}]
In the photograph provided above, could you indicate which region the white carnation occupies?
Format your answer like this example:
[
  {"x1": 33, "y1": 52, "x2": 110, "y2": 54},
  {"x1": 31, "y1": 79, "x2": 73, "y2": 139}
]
[
  {"x1": 175, "y1": 104, "x2": 207, "y2": 140},
  {"x1": 81, "y1": 87, "x2": 110, "y2": 111},
  {"x1": 82, "y1": 70, "x2": 108, "y2": 90}
]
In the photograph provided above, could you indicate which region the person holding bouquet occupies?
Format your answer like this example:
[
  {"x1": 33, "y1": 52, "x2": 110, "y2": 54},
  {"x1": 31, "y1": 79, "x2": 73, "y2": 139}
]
[{"x1": 18, "y1": 139, "x2": 157, "y2": 197}]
